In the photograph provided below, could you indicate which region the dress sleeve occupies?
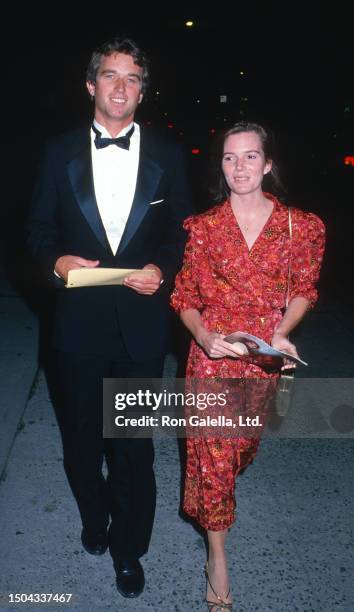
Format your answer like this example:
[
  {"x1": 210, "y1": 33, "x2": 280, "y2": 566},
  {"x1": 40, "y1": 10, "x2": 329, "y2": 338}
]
[
  {"x1": 170, "y1": 215, "x2": 207, "y2": 314},
  {"x1": 289, "y1": 211, "x2": 326, "y2": 307}
]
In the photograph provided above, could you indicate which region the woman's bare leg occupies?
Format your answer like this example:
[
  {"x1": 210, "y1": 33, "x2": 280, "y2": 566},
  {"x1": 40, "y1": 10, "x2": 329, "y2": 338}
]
[{"x1": 206, "y1": 528, "x2": 232, "y2": 605}]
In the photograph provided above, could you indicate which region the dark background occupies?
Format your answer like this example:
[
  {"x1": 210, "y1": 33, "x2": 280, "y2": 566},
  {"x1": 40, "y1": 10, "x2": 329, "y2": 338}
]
[{"x1": 2, "y1": 6, "x2": 353, "y2": 310}]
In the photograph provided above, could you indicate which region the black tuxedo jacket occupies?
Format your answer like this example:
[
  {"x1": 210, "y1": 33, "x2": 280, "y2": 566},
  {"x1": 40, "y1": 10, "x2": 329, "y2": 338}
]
[{"x1": 27, "y1": 125, "x2": 193, "y2": 360}]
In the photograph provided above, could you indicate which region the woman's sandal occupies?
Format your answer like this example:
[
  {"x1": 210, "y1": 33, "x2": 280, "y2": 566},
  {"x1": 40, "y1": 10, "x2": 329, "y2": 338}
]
[{"x1": 205, "y1": 562, "x2": 233, "y2": 611}]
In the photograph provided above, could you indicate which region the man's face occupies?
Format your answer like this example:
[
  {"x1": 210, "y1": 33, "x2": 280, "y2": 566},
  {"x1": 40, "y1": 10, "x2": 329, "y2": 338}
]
[{"x1": 86, "y1": 52, "x2": 143, "y2": 131}]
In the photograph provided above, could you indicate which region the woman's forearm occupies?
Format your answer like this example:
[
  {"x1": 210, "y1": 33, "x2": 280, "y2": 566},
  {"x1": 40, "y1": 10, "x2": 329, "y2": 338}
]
[
  {"x1": 180, "y1": 308, "x2": 208, "y2": 344},
  {"x1": 273, "y1": 296, "x2": 311, "y2": 337}
]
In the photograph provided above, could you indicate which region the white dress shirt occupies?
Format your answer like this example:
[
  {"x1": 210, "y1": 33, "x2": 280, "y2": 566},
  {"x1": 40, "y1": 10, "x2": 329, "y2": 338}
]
[{"x1": 91, "y1": 120, "x2": 140, "y2": 254}]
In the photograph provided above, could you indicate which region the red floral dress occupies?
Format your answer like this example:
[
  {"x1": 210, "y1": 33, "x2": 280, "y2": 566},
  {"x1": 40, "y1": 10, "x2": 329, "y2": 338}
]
[{"x1": 171, "y1": 194, "x2": 325, "y2": 530}]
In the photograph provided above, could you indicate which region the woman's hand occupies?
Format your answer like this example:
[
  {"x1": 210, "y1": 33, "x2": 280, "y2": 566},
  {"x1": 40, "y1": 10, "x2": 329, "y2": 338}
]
[
  {"x1": 196, "y1": 328, "x2": 249, "y2": 360},
  {"x1": 271, "y1": 332, "x2": 299, "y2": 370}
]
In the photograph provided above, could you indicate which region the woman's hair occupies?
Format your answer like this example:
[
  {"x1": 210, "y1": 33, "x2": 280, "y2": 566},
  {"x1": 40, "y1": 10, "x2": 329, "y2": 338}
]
[
  {"x1": 209, "y1": 121, "x2": 284, "y2": 203},
  {"x1": 86, "y1": 36, "x2": 150, "y2": 94}
]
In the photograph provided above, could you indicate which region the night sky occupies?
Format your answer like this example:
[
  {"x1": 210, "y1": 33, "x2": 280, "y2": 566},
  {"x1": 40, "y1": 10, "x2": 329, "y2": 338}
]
[
  {"x1": 3, "y1": 7, "x2": 354, "y2": 304},
  {"x1": 9, "y1": 7, "x2": 352, "y2": 128}
]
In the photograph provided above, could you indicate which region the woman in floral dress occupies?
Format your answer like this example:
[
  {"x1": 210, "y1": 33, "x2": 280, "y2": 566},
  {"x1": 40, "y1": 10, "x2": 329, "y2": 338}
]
[{"x1": 171, "y1": 122, "x2": 325, "y2": 610}]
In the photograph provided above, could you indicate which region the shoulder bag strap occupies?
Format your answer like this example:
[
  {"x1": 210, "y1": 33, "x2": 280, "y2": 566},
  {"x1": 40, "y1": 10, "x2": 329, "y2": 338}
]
[{"x1": 285, "y1": 207, "x2": 293, "y2": 308}]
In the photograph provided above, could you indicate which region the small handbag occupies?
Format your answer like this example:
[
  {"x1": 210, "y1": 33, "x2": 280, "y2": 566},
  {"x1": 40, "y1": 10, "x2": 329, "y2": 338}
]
[
  {"x1": 275, "y1": 371, "x2": 295, "y2": 416},
  {"x1": 275, "y1": 207, "x2": 295, "y2": 417}
]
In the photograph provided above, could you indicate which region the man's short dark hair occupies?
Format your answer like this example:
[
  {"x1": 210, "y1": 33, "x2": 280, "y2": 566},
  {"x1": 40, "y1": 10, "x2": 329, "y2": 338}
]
[{"x1": 86, "y1": 36, "x2": 150, "y2": 94}]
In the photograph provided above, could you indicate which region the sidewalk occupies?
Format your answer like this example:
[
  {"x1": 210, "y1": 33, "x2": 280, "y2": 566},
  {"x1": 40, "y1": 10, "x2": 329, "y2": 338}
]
[
  {"x1": 0, "y1": 284, "x2": 352, "y2": 611},
  {"x1": 0, "y1": 274, "x2": 38, "y2": 479}
]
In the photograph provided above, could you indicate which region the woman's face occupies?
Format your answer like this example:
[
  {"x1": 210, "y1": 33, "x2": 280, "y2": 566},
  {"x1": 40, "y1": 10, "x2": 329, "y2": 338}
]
[{"x1": 222, "y1": 131, "x2": 272, "y2": 196}]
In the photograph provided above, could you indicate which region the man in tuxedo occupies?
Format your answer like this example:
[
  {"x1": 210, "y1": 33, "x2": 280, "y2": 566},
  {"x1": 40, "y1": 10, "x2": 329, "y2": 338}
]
[{"x1": 27, "y1": 36, "x2": 192, "y2": 599}]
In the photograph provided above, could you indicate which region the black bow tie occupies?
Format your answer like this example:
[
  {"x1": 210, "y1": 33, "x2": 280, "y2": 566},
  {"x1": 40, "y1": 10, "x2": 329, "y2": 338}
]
[{"x1": 92, "y1": 124, "x2": 135, "y2": 150}]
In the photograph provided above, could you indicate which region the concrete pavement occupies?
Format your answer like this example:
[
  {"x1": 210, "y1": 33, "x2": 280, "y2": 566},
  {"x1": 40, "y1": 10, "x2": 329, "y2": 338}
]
[{"x1": 0, "y1": 279, "x2": 353, "y2": 611}]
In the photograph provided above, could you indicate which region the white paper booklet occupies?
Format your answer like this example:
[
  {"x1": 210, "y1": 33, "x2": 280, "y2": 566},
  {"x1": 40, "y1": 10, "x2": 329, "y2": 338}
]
[{"x1": 224, "y1": 331, "x2": 308, "y2": 366}]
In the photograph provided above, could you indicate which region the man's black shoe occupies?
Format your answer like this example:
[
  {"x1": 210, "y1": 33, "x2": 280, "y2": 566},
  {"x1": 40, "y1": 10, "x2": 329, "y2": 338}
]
[
  {"x1": 114, "y1": 559, "x2": 145, "y2": 598},
  {"x1": 81, "y1": 528, "x2": 108, "y2": 555}
]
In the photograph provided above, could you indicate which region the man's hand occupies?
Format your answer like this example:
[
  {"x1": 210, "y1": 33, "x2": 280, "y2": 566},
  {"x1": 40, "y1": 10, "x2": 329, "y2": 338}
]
[
  {"x1": 123, "y1": 264, "x2": 163, "y2": 295},
  {"x1": 55, "y1": 255, "x2": 100, "y2": 283}
]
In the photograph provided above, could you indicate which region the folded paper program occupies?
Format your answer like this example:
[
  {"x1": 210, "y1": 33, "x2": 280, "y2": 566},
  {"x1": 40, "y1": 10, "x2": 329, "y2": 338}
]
[
  {"x1": 66, "y1": 268, "x2": 152, "y2": 288},
  {"x1": 224, "y1": 331, "x2": 308, "y2": 366}
]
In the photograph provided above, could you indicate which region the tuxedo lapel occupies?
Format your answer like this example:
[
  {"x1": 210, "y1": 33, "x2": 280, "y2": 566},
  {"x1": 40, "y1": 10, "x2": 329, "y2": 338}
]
[
  {"x1": 118, "y1": 132, "x2": 163, "y2": 254},
  {"x1": 67, "y1": 137, "x2": 110, "y2": 251}
]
